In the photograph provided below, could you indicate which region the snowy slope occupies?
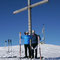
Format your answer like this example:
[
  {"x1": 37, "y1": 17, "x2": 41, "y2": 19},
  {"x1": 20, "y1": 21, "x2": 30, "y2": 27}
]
[{"x1": 0, "y1": 44, "x2": 60, "y2": 60}]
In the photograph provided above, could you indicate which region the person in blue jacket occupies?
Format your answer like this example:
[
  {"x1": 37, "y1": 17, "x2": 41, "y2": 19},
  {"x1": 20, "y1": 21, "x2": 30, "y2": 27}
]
[{"x1": 21, "y1": 32, "x2": 31, "y2": 58}]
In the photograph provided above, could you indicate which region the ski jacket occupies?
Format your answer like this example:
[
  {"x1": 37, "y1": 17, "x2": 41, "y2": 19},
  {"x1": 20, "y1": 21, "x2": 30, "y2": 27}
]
[
  {"x1": 21, "y1": 35, "x2": 31, "y2": 44},
  {"x1": 31, "y1": 34, "x2": 38, "y2": 44}
]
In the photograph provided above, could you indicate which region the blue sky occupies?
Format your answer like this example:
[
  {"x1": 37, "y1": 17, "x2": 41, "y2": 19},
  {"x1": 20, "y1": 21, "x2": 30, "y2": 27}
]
[{"x1": 0, "y1": 0, "x2": 60, "y2": 46}]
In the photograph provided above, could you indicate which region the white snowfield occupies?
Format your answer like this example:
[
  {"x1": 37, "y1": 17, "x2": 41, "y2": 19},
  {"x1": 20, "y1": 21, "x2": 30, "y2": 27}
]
[{"x1": 0, "y1": 44, "x2": 60, "y2": 60}]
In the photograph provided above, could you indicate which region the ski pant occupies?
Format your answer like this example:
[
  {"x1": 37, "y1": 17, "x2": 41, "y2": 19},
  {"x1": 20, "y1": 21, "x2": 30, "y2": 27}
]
[
  {"x1": 31, "y1": 43, "x2": 37, "y2": 58},
  {"x1": 24, "y1": 44, "x2": 31, "y2": 57}
]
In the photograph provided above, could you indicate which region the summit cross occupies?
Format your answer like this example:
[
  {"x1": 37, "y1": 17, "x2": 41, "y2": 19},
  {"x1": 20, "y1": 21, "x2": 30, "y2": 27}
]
[{"x1": 13, "y1": 0, "x2": 48, "y2": 35}]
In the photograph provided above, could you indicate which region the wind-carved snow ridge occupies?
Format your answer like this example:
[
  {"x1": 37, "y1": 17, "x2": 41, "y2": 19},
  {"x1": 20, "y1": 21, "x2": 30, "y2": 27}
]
[{"x1": 0, "y1": 44, "x2": 60, "y2": 60}]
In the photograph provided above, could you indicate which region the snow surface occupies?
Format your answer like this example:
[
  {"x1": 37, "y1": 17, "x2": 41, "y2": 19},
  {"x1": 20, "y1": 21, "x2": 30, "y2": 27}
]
[{"x1": 0, "y1": 44, "x2": 60, "y2": 60}]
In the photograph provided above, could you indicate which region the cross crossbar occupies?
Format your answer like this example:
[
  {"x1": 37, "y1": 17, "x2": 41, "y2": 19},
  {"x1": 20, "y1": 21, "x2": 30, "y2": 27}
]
[{"x1": 13, "y1": 0, "x2": 48, "y2": 14}]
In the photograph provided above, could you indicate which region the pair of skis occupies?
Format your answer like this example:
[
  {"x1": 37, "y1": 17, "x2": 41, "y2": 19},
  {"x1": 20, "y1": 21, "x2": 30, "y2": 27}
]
[
  {"x1": 19, "y1": 32, "x2": 21, "y2": 60},
  {"x1": 38, "y1": 35, "x2": 42, "y2": 60}
]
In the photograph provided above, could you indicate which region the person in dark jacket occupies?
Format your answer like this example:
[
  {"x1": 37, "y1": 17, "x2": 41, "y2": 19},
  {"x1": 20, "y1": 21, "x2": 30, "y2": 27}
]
[
  {"x1": 21, "y1": 32, "x2": 31, "y2": 58},
  {"x1": 31, "y1": 30, "x2": 38, "y2": 58}
]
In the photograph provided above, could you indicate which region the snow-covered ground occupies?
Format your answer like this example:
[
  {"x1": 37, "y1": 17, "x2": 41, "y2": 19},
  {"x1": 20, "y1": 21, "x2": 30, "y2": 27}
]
[{"x1": 0, "y1": 44, "x2": 60, "y2": 60}]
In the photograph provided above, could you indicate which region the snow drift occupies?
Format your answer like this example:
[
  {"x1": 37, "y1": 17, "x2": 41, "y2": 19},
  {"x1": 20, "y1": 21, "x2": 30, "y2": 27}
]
[{"x1": 0, "y1": 44, "x2": 60, "y2": 60}]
